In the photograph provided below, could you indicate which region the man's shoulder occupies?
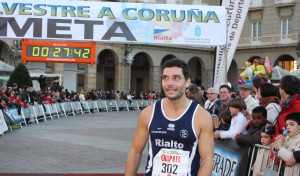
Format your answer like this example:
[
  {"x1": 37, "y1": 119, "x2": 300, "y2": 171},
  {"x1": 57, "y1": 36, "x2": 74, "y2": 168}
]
[{"x1": 195, "y1": 105, "x2": 211, "y2": 121}]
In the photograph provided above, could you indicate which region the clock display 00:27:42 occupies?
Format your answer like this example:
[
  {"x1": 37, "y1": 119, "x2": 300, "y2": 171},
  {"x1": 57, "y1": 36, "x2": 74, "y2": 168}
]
[{"x1": 26, "y1": 46, "x2": 91, "y2": 59}]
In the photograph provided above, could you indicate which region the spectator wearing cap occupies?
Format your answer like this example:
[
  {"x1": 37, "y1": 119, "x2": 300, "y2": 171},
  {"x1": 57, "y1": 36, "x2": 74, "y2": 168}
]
[{"x1": 239, "y1": 84, "x2": 259, "y2": 121}]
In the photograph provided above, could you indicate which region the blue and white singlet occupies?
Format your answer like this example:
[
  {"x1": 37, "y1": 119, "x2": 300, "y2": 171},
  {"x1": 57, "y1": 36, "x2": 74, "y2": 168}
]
[{"x1": 145, "y1": 98, "x2": 200, "y2": 176}]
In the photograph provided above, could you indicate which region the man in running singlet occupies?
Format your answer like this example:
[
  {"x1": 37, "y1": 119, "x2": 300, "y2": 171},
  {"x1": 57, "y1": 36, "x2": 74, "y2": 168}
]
[{"x1": 125, "y1": 58, "x2": 214, "y2": 176}]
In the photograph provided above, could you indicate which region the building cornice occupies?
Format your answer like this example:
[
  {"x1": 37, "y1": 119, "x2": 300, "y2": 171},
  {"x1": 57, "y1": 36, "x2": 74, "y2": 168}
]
[
  {"x1": 236, "y1": 44, "x2": 295, "y2": 51},
  {"x1": 131, "y1": 44, "x2": 215, "y2": 53}
]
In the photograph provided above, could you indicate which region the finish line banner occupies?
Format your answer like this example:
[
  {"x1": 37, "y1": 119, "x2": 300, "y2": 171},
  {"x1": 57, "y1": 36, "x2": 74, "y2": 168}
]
[{"x1": 0, "y1": 0, "x2": 226, "y2": 46}]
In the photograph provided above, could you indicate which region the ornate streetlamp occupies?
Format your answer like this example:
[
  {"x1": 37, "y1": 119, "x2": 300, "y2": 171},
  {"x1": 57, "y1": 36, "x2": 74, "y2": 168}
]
[
  {"x1": 123, "y1": 44, "x2": 133, "y2": 66},
  {"x1": 11, "y1": 40, "x2": 22, "y2": 67}
]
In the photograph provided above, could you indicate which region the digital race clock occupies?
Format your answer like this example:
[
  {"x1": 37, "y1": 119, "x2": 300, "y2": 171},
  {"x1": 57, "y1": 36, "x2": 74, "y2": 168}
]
[{"x1": 22, "y1": 39, "x2": 96, "y2": 66}]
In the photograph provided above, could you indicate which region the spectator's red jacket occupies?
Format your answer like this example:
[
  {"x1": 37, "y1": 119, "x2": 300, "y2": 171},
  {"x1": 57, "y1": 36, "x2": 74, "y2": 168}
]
[
  {"x1": 275, "y1": 94, "x2": 300, "y2": 137},
  {"x1": 20, "y1": 100, "x2": 28, "y2": 108},
  {"x1": 8, "y1": 96, "x2": 21, "y2": 103},
  {"x1": 44, "y1": 97, "x2": 56, "y2": 104}
]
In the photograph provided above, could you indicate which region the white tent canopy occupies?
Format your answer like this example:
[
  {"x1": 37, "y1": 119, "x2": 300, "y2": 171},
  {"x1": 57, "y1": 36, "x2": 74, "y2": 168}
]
[
  {"x1": 272, "y1": 66, "x2": 300, "y2": 80},
  {"x1": 0, "y1": 61, "x2": 14, "y2": 72}
]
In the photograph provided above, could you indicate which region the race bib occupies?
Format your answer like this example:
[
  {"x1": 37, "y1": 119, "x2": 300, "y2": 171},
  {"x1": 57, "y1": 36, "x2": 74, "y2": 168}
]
[{"x1": 152, "y1": 148, "x2": 190, "y2": 176}]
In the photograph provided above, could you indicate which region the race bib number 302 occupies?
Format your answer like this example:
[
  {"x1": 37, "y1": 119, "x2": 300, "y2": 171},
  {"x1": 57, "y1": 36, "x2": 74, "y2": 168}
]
[{"x1": 152, "y1": 148, "x2": 190, "y2": 176}]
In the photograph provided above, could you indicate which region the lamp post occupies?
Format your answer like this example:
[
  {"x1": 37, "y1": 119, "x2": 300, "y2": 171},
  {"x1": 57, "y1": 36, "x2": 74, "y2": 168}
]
[{"x1": 296, "y1": 43, "x2": 300, "y2": 69}]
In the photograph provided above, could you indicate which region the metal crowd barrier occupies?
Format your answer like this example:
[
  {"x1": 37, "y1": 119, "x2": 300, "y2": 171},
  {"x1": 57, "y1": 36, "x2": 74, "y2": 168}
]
[
  {"x1": 248, "y1": 144, "x2": 300, "y2": 176},
  {"x1": 0, "y1": 99, "x2": 157, "y2": 134}
]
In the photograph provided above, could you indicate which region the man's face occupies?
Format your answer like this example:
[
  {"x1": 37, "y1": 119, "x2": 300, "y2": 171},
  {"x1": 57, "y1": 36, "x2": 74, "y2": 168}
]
[
  {"x1": 207, "y1": 89, "x2": 218, "y2": 102},
  {"x1": 162, "y1": 67, "x2": 190, "y2": 101},
  {"x1": 198, "y1": 86, "x2": 204, "y2": 96},
  {"x1": 252, "y1": 112, "x2": 266, "y2": 127},
  {"x1": 219, "y1": 87, "x2": 231, "y2": 103},
  {"x1": 239, "y1": 88, "x2": 251, "y2": 99},
  {"x1": 253, "y1": 59, "x2": 260, "y2": 66}
]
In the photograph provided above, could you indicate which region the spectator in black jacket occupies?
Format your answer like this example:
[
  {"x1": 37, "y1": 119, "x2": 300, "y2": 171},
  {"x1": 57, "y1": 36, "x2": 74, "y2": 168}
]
[
  {"x1": 235, "y1": 106, "x2": 269, "y2": 146},
  {"x1": 205, "y1": 87, "x2": 222, "y2": 116},
  {"x1": 37, "y1": 75, "x2": 47, "y2": 91}
]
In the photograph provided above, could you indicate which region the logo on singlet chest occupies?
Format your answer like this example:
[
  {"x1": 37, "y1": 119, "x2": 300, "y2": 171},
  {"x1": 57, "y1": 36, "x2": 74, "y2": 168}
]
[{"x1": 155, "y1": 139, "x2": 184, "y2": 149}]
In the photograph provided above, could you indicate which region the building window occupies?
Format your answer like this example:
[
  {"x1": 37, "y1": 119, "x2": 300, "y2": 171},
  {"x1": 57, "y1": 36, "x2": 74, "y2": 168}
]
[
  {"x1": 252, "y1": 22, "x2": 261, "y2": 40},
  {"x1": 77, "y1": 74, "x2": 84, "y2": 91},
  {"x1": 46, "y1": 63, "x2": 53, "y2": 68},
  {"x1": 278, "y1": 59, "x2": 297, "y2": 72},
  {"x1": 281, "y1": 19, "x2": 292, "y2": 39},
  {"x1": 77, "y1": 64, "x2": 85, "y2": 70}
]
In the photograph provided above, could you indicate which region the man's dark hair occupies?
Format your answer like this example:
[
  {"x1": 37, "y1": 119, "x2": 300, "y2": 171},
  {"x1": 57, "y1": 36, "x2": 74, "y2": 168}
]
[
  {"x1": 259, "y1": 83, "x2": 280, "y2": 98},
  {"x1": 229, "y1": 98, "x2": 247, "y2": 112},
  {"x1": 285, "y1": 112, "x2": 300, "y2": 125},
  {"x1": 199, "y1": 85, "x2": 205, "y2": 91},
  {"x1": 252, "y1": 106, "x2": 267, "y2": 118},
  {"x1": 252, "y1": 74, "x2": 269, "y2": 89},
  {"x1": 188, "y1": 84, "x2": 199, "y2": 92},
  {"x1": 280, "y1": 75, "x2": 300, "y2": 95},
  {"x1": 162, "y1": 58, "x2": 190, "y2": 80},
  {"x1": 219, "y1": 85, "x2": 232, "y2": 93},
  {"x1": 218, "y1": 110, "x2": 232, "y2": 124}
]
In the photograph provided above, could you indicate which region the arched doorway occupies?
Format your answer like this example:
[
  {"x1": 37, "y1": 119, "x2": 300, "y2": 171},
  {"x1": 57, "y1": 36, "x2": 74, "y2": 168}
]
[
  {"x1": 274, "y1": 55, "x2": 297, "y2": 72},
  {"x1": 228, "y1": 60, "x2": 238, "y2": 92},
  {"x1": 188, "y1": 57, "x2": 202, "y2": 85},
  {"x1": 97, "y1": 49, "x2": 116, "y2": 91},
  {"x1": 131, "y1": 52, "x2": 150, "y2": 94},
  {"x1": 0, "y1": 40, "x2": 12, "y2": 65}
]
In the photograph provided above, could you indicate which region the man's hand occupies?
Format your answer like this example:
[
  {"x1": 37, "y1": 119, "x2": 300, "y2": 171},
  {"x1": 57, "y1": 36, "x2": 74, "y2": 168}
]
[
  {"x1": 243, "y1": 111, "x2": 251, "y2": 122},
  {"x1": 286, "y1": 155, "x2": 296, "y2": 166},
  {"x1": 213, "y1": 131, "x2": 220, "y2": 138},
  {"x1": 213, "y1": 117, "x2": 220, "y2": 129},
  {"x1": 275, "y1": 135, "x2": 285, "y2": 149},
  {"x1": 235, "y1": 134, "x2": 241, "y2": 143}
]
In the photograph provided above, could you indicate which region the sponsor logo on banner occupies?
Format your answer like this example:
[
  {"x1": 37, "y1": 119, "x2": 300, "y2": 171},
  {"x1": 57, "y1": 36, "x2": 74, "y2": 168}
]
[{"x1": 195, "y1": 26, "x2": 201, "y2": 37}]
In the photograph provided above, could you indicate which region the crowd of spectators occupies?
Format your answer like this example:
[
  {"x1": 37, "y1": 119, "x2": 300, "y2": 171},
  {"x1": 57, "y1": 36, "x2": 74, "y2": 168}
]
[
  {"x1": 2, "y1": 71, "x2": 300, "y2": 175},
  {"x1": 196, "y1": 74, "x2": 300, "y2": 176},
  {"x1": 0, "y1": 78, "x2": 164, "y2": 115}
]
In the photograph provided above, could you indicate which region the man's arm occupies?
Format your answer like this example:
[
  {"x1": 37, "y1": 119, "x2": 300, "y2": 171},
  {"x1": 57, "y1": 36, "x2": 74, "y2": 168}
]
[
  {"x1": 196, "y1": 108, "x2": 214, "y2": 176},
  {"x1": 125, "y1": 106, "x2": 152, "y2": 175}
]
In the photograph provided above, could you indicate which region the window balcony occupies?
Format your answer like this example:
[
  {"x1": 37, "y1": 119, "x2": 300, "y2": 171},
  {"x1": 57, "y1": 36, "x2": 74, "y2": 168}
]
[
  {"x1": 249, "y1": 0, "x2": 264, "y2": 10},
  {"x1": 274, "y1": 0, "x2": 295, "y2": 7},
  {"x1": 238, "y1": 34, "x2": 300, "y2": 48}
]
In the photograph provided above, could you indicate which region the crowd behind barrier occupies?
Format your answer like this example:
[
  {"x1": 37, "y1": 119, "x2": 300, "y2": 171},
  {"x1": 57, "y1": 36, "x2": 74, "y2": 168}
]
[{"x1": 1, "y1": 73, "x2": 300, "y2": 176}]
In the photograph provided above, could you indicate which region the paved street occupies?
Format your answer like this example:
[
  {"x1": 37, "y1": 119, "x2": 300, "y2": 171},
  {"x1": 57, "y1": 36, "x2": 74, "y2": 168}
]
[{"x1": 0, "y1": 111, "x2": 147, "y2": 174}]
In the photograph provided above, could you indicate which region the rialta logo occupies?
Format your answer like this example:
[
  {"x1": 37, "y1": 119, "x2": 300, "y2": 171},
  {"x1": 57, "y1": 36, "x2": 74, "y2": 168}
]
[
  {"x1": 153, "y1": 24, "x2": 172, "y2": 41},
  {"x1": 195, "y1": 26, "x2": 201, "y2": 37},
  {"x1": 155, "y1": 139, "x2": 184, "y2": 149},
  {"x1": 167, "y1": 123, "x2": 175, "y2": 131}
]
